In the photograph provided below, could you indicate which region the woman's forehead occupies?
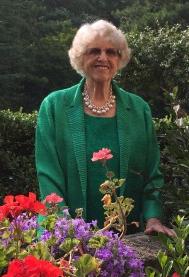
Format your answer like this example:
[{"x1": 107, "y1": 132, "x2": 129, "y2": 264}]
[{"x1": 86, "y1": 36, "x2": 117, "y2": 48}]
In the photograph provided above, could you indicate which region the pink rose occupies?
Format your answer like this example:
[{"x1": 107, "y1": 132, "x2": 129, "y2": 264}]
[
  {"x1": 91, "y1": 148, "x2": 113, "y2": 162},
  {"x1": 44, "y1": 193, "x2": 63, "y2": 204}
]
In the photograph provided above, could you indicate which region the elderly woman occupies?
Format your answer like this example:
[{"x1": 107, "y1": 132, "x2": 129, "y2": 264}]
[{"x1": 35, "y1": 20, "x2": 174, "y2": 236}]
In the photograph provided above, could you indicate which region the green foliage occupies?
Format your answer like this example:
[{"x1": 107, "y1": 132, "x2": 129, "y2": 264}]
[
  {"x1": 146, "y1": 215, "x2": 189, "y2": 277},
  {"x1": 88, "y1": 235, "x2": 108, "y2": 249},
  {"x1": 59, "y1": 238, "x2": 80, "y2": 253},
  {"x1": 74, "y1": 254, "x2": 100, "y2": 277},
  {"x1": 26, "y1": 241, "x2": 52, "y2": 260},
  {"x1": 0, "y1": 109, "x2": 38, "y2": 204},
  {"x1": 120, "y1": 25, "x2": 189, "y2": 116},
  {"x1": 117, "y1": 0, "x2": 189, "y2": 32},
  {"x1": 98, "y1": 168, "x2": 134, "y2": 237},
  {"x1": 41, "y1": 214, "x2": 58, "y2": 231},
  {"x1": 1, "y1": 0, "x2": 189, "y2": 113},
  {"x1": 155, "y1": 113, "x2": 189, "y2": 220},
  {"x1": 0, "y1": 0, "x2": 48, "y2": 110},
  {"x1": 0, "y1": 0, "x2": 79, "y2": 111}
]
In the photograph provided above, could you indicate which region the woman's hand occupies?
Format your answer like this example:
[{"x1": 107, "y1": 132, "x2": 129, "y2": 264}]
[{"x1": 144, "y1": 218, "x2": 176, "y2": 237}]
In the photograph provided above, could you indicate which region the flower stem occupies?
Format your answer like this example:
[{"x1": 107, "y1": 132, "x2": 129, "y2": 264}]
[
  {"x1": 98, "y1": 215, "x2": 118, "y2": 233},
  {"x1": 112, "y1": 190, "x2": 127, "y2": 239}
]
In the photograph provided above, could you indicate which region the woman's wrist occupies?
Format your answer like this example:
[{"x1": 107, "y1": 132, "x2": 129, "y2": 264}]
[{"x1": 146, "y1": 217, "x2": 161, "y2": 224}]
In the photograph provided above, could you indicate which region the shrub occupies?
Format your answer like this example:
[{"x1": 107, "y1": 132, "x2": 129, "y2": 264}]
[
  {"x1": 155, "y1": 115, "x2": 189, "y2": 221},
  {"x1": 0, "y1": 109, "x2": 38, "y2": 204},
  {"x1": 146, "y1": 215, "x2": 189, "y2": 277},
  {"x1": 119, "y1": 25, "x2": 189, "y2": 116}
]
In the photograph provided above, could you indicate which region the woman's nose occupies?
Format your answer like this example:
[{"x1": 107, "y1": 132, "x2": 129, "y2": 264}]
[{"x1": 97, "y1": 50, "x2": 108, "y2": 60}]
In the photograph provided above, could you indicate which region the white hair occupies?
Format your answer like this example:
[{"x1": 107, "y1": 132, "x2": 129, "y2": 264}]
[{"x1": 68, "y1": 20, "x2": 131, "y2": 76}]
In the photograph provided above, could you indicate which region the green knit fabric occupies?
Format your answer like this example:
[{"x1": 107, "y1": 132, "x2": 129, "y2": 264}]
[{"x1": 85, "y1": 113, "x2": 120, "y2": 227}]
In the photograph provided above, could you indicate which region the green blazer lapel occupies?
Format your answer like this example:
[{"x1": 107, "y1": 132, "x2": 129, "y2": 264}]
[
  {"x1": 114, "y1": 83, "x2": 131, "y2": 195},
  {"x1": 66, "y1": 80, "x2": 87, "y2": 214}
]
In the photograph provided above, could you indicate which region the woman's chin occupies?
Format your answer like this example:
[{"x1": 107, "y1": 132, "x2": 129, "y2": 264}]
[{"x1": 87, "y1": 74, "x2": 112, "y2": 83}]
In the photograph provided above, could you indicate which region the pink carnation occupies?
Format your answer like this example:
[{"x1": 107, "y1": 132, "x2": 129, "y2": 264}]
[
  {"x1": 44, "y1": 193, "x2": 63, "y2": 204},
  {"x1": 91, "y1": 148, "x2": 113, "y2": 162}
]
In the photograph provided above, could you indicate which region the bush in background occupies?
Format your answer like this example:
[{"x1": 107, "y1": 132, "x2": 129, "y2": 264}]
[
  {"x1": 120, "y1": 25, "x2": 189, "y2": 116},
  {"x1": 0, "y1": 109, "x2": 38, "y2": 204},
  {"x1": 156, "y1": 115, "x2": 189, "y2": 222}
]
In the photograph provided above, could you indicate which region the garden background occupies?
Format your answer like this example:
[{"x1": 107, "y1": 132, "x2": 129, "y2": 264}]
[{"x1": 0, "y1": 0, "x2": 189, "y2": 223}]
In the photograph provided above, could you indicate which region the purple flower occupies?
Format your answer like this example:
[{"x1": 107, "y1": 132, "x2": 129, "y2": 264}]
[
  {"x1": 10, "y1": 213, "x2": 38, "y2": 231},
  {"x1": 72, "y1": 218, "x2": 92, "y2": 240},
  {"x1": 40, "y1": 230, "x2": 52, "y2": 241},
  {"x1": 96, "y1": 248, "x2": 113, "y2": 261},
  {"x1": 93, "y1": 236, "x2": 144, "y2": 276},
  {"x1": 54, "y1": 217, "x2": 70, "y2": 242},
  {"x1": 38, "y1": 215, "x2": 144, "y2": 276}
]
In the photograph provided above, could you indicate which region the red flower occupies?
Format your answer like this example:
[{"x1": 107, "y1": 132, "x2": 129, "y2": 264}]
[
  {"x1": 2, "y1": 259, "x2": 23, "y2": 277},
  {"x1": 172, "y1": 273, "x2": 181, "y2": 277},
  {"x1": 4, "y1": 195, "x2": 15, "y2": 204},
  {"x1": 15, "y1": 192, "x2": 47, "y2": 215},
  {"x1": 3, "y1": 255, "x2": 64, "y2": 277},
  {"x1": 91, "y1": 148, "x2": 113, "y2": 163},
  {"x1": 0, "y1": 205, "x2": 9, "y2": 221},
  {"x1": 0, "y1": 192, "x2": 47, "y2": 221},
  {"x1": 44, "y1": 193, "x2": 64, "y2": 204},
  {"x1": 3, "y1": 196, "x2": 24, "y2": 218}
]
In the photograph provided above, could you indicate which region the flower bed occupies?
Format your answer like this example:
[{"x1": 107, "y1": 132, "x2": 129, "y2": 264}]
[{"x1": 0, "y1": 192, "x2": 144, "y2": 276}]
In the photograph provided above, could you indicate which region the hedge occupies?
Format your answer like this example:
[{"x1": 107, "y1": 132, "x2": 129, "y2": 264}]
[
  {"x1": 0, "y1": 109, "x2": 38, "y2": 203},
  {"x1": 120, "y1": 25, "x2": 189, "y2": 116}
]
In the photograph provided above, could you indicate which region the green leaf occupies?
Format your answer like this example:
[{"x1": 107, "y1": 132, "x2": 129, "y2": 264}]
[
  {"x1": 175, "y1": 215, "x2": 185, "y2": 227},
  {"x1": 145, "y1": 266, "x2": 161, "y2": 277},
  {"x1": 18, "y1": 250, "x2": 28, "y2": 259},
  {"x1": 167, "y1": 242, "x2": 175, "y2": 254},
  {"x1": 162, "y1": 260, "x2": 173, "y2": 277},
  {"x1": 2, "y1": 231, "x2": 11, "y2": 239},
  {"x1": 23, "y1": 229, "x2": 36, "y2": 244},
  {"x1": 158, "y1": 251, "x2": 168, "y2": 269},
  {"x1": 118, "y1": 178, "x2": 126, "y2": 187},
  {"x1": 41, "y1": 214, "x2": 57, "y2": 231},
  {"x1": 6, "y1": 245, "x2": 17, "y2": 256},
  {"x1": 59, "y1": 238, "x2": 80, "y2": 253},
  {"x1": 184, "y1": 265, "x2": 189, "y2": 275},
  {"x1": 28, "y1": 242, "x2": 51, "y2": 260},
  {"x1": 0, "y1": 259, "x2": 8, "y2": 270},
  {"x1": 88, "y1": 235, "x2": 108, "y2": 249},
  {"x1": 175, "y1": 238, "x2": 185, "y2": 255},
  {"x1": 75, "y1": 254, "x2": 99, "y2": 277}
]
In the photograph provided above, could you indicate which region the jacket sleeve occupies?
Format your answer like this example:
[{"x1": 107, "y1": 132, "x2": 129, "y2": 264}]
[
  {"x1": 35, "y1": 97, "x2": 66, "y2": 205},
  {"x1": 142, "y1": 103, "x2": 164, "y2": 221}
]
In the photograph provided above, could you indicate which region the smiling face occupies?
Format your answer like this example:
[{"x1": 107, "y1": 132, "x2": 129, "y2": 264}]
[{"x1": 82, "y1": 37, "x2": 121, "y2": 83}]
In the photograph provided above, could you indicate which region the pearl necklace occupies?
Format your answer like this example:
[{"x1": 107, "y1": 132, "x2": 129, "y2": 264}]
[{"x1": 82, "y1": 84, "x2": 116, "y2": 115}]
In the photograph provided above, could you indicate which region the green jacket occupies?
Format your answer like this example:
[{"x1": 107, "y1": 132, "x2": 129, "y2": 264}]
[{"x1": 35, "y1": 79, "x2": 164, "y2": 222}]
